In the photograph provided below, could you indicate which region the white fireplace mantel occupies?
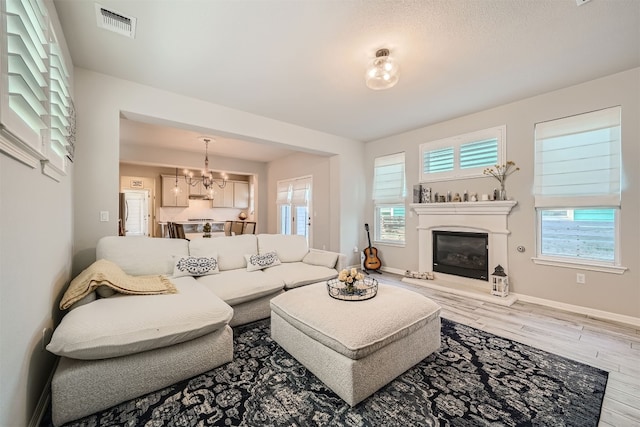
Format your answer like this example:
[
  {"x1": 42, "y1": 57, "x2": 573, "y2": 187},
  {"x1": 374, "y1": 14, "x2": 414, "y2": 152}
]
[
  {"x1": 410, "y1": 200, "x2": 517, "y2": 216},
  {"x1": 408, "y1": 200, "x2": 517, "y2": 299}
]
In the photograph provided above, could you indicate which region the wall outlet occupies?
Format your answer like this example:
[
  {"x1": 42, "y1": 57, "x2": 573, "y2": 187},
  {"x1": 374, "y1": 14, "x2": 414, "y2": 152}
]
[
  {"x1": 100, "y1": 211, "x2": 109, "y2": 222},
  {"x1": 576, "y1": 273, "x2": 586, "y2": 284}
]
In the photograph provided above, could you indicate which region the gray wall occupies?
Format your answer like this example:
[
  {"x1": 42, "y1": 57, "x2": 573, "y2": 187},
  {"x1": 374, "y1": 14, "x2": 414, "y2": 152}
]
[
  {"x1": 0, "y1": 1, "x2": 73, "y2": 424},
  {"x1": 365, "y1": 68, "x2": 640, "y2": 318},
  {"x1": 72, "y1": 68, "x2": 364, "y2": 276},
  {"x1": 266, "y1": 152, "x2": 332, "y2": 251},
  {"x1": 0, "y1": 151, "x2": 73, "y2": 424}
]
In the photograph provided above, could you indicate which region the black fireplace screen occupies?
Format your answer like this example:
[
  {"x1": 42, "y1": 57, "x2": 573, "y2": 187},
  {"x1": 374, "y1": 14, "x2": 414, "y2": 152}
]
[{"x1": 432, "y1": 231, "x2": 489, "y2": 281}]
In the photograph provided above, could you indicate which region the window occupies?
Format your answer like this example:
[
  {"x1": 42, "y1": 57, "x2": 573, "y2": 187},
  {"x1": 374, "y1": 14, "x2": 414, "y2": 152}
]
[
  {"x1": 420, "y1": 125, "x2": 505, "y2": 182},
  {"x1": 0, "y1": 0, "x2": 74, "y2": 180},
  {"x1": 533, "y1": 106, "x2": 625, "y2": 273},
  {"x1": 276, "y1": 176, "x2": 311, "y2": 242},
  {"x1": 373, "y1": 152, "x2": 405, "y2": 245},
  {"x1": 374, "y1": 205, "x2": 405, "y2": 243}
]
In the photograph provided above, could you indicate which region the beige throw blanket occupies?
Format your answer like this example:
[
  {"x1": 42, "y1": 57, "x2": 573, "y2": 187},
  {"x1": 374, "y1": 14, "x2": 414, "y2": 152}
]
[{"x1": 60, "y1": 259, "x2": 177, "y2": 310}]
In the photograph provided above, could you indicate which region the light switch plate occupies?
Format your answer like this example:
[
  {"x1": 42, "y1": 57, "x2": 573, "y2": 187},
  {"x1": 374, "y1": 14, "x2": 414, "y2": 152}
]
[{"x1": 100, "y1": 211, "x2": 109, "y2": 222}]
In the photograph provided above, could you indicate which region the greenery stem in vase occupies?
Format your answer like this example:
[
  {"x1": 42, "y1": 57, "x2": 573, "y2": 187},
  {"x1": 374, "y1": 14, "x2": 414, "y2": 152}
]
[{"x1": 483, "y1": 161, "x2": 519, "y2": 201}]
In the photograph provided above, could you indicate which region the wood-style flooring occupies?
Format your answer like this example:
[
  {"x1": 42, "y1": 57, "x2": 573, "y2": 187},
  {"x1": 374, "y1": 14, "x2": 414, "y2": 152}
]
[{"x1": 376, "y1": 273, "x2": 640, "y2": 427}]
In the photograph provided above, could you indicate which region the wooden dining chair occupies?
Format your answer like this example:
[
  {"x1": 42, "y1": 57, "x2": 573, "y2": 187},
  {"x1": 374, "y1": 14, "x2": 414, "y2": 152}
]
[
  {"x1": 243, "y1": 221, "x2": 256, "y2": 234},
  {"x1": 167, "y1": 222, "x2": 176, "y2": 238},
  {"x1": 174, "y1": 223, "x2": 189, "y2": 241},
  {"x1": 231, "y1": 221, "x2": 245, "y2": 236},
  {"x1": 224, "y1": 221, "x2": 233, "y2": 236}
]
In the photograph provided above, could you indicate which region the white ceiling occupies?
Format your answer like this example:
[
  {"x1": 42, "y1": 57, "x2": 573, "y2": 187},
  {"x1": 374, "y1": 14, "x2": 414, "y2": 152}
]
[{"x1": 53, "y1": 0, "x2": 640, "y2": 162}]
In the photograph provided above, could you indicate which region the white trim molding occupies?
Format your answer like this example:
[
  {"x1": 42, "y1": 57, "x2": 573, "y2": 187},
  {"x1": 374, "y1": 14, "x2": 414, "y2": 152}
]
[
  {"x1": 514, "y1": 292, "x2": 640, "y2": 328},
  {"x1": 531, "y1": 256, "x2": 627, "y2": 274}
]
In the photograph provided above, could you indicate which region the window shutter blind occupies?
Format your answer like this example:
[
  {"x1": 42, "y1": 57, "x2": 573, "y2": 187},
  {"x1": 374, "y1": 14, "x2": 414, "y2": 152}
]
[
  {"x1": 373, "y1": 152, "x2": 406, "y2": 202},
  {"x1": 534, "y1": 107, "x2": 621, "y2": 208},
  {"x1": 291, "y1": 177, "x2": 310, "y2": 205},
  {"x1": 47, "y1": 27, "x2": 70, "y2": 170},
  {"x1": 4, "y1": 0, "x2": 49, "y2": 151},
  {"x1": 276, "y1": 181, "x2": 291, "y2": 204},
  {"x1": 423, "y1": 147, "x2": 453, "y2": 174},
  {"x1": 460, "y1": 138, "x2": 498, "y2": 169}
]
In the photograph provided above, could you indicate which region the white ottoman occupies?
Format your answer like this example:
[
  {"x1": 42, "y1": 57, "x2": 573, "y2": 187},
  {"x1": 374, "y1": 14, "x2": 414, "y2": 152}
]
[{"x1": 270, "y1": 282, "x2": 441, "y2": 406}]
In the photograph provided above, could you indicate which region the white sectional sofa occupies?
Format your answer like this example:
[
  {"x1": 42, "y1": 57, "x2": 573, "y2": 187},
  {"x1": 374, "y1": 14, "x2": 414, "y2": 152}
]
[{"x1": 47, "y1": 234, "x2": 345, "y2": 426}]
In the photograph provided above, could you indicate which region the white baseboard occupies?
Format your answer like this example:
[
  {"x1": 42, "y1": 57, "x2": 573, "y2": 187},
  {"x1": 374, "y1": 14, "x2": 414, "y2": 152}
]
[
  {"x1": 29, "y1": 358, "x2": 58, "y2": 427},
  {"x1": 346, "y1": 265, "x2": 405, "y2": 276},
  {"x1": 379, "y1": 266, "x2": 406, "y2": 276},
  {"x1": 513, "y1": 293, "x2": 640, "y2": 328}
]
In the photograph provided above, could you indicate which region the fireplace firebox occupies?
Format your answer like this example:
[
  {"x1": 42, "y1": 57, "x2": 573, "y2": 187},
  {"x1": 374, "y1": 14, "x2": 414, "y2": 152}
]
[{"x1": 432, "y1": 231, "x2": 489, "y2": 281}]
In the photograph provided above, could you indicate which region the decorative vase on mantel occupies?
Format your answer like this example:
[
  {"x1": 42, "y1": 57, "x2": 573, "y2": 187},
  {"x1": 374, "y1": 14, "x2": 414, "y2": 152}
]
[{"x1": 498, "y1": 182, "x2": 507, "y2": 201}]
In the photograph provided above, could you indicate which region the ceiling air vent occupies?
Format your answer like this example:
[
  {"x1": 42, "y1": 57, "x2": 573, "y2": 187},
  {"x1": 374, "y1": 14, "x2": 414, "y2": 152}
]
[{"x1": 95, "y1": 3, "x2": 137, "y2": 38}]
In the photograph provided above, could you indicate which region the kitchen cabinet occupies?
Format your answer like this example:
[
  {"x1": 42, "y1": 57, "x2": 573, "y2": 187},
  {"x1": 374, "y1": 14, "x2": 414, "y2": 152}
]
[
  {"x1": 233, "y1": 182, "x2": 249, "y2": 209},
  {"x1": 210, "y1": 181, "x2": 249, "y2": 208},
  {"x1": 211, "y1": 184, "x2": 234, "y2": 208},
  {"x1": 189, "y1": 181, "x2": 210, "y2": 198},
  {"x1": 161, "y1": 175, "x2": 189, "y2": 207}
]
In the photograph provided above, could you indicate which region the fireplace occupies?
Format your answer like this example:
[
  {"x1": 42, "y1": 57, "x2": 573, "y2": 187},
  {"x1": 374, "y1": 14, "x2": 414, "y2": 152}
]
[
  {"x1": 406, "y1": 201, "x2": 518, "y2": 305},
  {"x1": 432, "y1": 231, "x2": 488, "y2": 281},
  {"x1": 409, "y1": 201, "x2": 517, "y2": 289}
]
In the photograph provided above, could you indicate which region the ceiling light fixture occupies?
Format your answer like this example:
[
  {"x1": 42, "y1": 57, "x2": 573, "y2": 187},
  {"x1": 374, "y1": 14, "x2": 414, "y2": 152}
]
[
  {"x1": 365, "y1": 48, "x2": 399, "y2": 90},
  {"x1": 183, "y1": 137, "x2": 228, "y2": 192}
]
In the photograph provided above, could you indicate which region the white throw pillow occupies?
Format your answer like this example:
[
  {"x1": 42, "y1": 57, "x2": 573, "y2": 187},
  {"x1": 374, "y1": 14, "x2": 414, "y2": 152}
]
[
  {"x1": 302, "y1": 250, "x2": 339, "y2": 269},
  {"x1": 173, "y1": 255, "x2": 220, "y2": 277},
  {"x1": 245, "y1": 252, "x2": 281, "y2": 272},
  {"x1": 96, "y1": 285, "x2": 116, "y2": 298}
]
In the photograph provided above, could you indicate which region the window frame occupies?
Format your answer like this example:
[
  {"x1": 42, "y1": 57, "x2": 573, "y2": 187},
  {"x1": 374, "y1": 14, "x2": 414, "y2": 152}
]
[
  {"x1": 531, "y1": 107, "x2": 626, "y2": 274},
  {"x1": 276, "y1": 175, "x2": 312, "y2": 244},
  {"x1": 0, "y1": 0, "x2": 73, "y2": 181},
  {"x1": 374, "y1": 204, "x2": 406, "y2": 247},
  {"x1": 420, "y1": 125, "x2": 506, "y2": 182},
  {"x1": 533, "y1": 207, "x2": 625, "y2": 274},
  {"x1": 373, "y1": 152, "x2": 406, "y2": 246}
]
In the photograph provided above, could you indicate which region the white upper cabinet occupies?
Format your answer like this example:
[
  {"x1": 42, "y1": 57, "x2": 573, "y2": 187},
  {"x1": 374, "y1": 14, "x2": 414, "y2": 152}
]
[
  {"x1": 210, "y1": 180, "x2": 248, "y2": 208},
  {"x1": 233, "y1": 181, "x2": 249, "y2": 209},
  {"x1": 161, "y1": 175, "x2": 189, "y2": 207}
]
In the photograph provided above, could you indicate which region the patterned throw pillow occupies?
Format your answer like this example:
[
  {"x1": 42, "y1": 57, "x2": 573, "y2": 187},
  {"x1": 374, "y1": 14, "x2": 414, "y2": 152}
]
[
  {"x1": 244, "y1": 252, "x2": 281, "y2": 272},
  {"x1": 173, "y1": 255, "x2": 220, "y2": 278}
]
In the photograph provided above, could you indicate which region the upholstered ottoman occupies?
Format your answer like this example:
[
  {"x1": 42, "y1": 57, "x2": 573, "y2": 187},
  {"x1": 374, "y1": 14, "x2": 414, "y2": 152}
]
[{"x1": 270, "y1": 282, "x2": 441, "y2": 406}]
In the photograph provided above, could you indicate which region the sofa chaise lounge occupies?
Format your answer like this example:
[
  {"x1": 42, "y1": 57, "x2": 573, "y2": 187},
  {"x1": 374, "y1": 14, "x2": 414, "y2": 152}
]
[{"x1": 46, "y1": 234, "x2": 346, "y2": 426}]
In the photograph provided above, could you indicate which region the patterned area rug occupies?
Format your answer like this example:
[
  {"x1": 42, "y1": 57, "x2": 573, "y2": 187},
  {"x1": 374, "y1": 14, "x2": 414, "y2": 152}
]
[{"x1": 46, "y1": 318, "x2": 608, "y2": 427}]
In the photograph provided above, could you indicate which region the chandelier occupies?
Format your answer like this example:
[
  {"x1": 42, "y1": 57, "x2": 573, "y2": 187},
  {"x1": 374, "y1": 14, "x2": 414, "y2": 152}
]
[
  {"x1": 365, "y1": 48, "x2": 399, "y2": 90},
  {"x1": 183, "y1": 137, "x2": 227, "y2": 191}
]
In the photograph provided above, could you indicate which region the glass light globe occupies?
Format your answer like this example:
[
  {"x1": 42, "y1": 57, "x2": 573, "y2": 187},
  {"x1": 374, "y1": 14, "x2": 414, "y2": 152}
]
[{"x1": 365, "y1": 49, "x2": 399, "y2": 90}]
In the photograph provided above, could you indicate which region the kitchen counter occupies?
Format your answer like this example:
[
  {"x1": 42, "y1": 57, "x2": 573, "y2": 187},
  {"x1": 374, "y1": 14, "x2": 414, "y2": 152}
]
[{"x1": 159, "y1": 220, "x2": 225, "y2": 238}]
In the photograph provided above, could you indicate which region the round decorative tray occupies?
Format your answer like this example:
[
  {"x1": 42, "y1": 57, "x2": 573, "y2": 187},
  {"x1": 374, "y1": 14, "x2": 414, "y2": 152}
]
[{"x1": 327, "y1": 277, "x2": 378, "y2": 301}]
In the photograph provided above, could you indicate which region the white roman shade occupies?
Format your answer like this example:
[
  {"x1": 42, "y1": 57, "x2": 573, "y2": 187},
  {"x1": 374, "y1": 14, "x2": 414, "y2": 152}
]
[
  {"x1": 534, "y1": 106, "x2": 621, "y2": 208},
  {"x1": 373, "y1": 152, "x2": 406, "y2": 203},
  {"x1": 291, "y1": 177, "x2": 310, "y2": 205},
  {"x1": 276, "y1": 181, "x2": 291, "y2": 204}
]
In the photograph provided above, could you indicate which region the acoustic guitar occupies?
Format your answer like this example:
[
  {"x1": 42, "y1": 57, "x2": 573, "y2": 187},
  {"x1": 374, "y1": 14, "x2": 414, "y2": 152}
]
[{"x1": 363, "y1": 223, "x2": 382, "y2": 272}]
